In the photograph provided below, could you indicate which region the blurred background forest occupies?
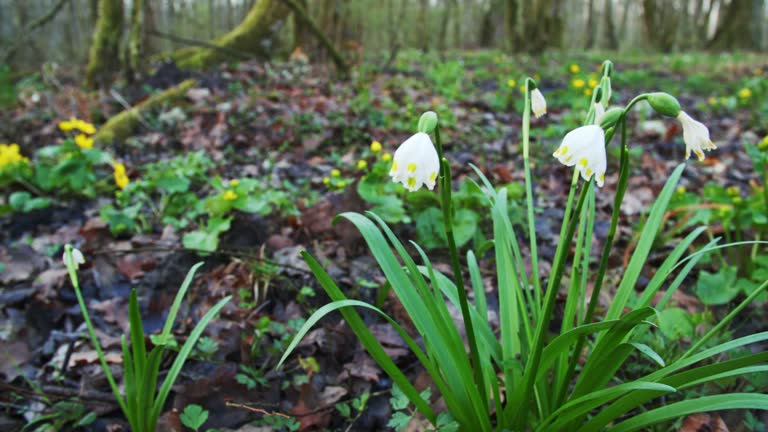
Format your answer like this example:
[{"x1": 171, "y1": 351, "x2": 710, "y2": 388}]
[{"x1": 2, "y1": 0, "x2": 767, "y2": 73}]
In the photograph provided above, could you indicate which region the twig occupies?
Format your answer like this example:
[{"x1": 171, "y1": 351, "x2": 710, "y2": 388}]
[
  {"x1": 108, "y1": 88, "x2": 154, "y2": 131},
  {"x1": 148, "y1": 29, "x2": 254, "y2": 61},
  {"x1": 2, "y1": 0, "x2": 71, "y2": 63},
  {"x1": 225, "y1": 400, "x2": 291, "y2": 417}
]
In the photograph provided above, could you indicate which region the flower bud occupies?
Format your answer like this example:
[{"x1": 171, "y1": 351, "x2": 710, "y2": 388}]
[
  {"x1": 647, "y1": 92, "x2": 682, "y2": 118},
  {"x1": 599, "y1": 108, "x2": 624, "y2": 130},
  {"x1": 418, "y1": 111, "x2": 438, "y2": 134}
]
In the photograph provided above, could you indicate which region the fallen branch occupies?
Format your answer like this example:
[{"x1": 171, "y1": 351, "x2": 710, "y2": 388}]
[
  {"x1": 148, "y1": 29, "x2": 254, "y2": 61},
  {"x1": 94, "y1": 79, "x2": 197, "y2": 144}
]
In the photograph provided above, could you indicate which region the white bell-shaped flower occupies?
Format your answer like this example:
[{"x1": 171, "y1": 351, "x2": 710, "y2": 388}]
[
  {"x1": 63, "y1": 247, "x2": 85, "y2": 270},
  {"x1": 531, "y1": 88, "x2": 547, "y2": 118},
  {"x1": 677, "y1": 111, "x2": 716, "y2": 161},
  {"x1": 389, "y1": 132, "x2": 440, "y2": 192},
  {"x1": 553, "y1": 125, "x2": 607, "y2": 187}
]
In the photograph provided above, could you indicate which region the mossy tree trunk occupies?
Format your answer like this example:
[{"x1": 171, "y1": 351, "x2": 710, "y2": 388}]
[
  {"x1": 85, "y1": 0, "x2": 124, "y2": 88},
  {"x1": 170, "y1": 0, "x2": 290, "y2": 70},
  {"x1": 127, "y1": 0, "x2": 144, "y2": 82}
]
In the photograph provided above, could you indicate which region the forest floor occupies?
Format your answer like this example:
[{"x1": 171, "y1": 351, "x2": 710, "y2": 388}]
[{"x1": 1, "y1": 50, "x2": 767, "y2": 431}]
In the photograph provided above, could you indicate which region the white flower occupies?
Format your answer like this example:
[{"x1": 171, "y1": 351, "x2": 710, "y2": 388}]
[
  {"x1": 531, "y1": 88, "x2": 547, "y2": 118},
  {"x1": 552, "y1": 125, "x2": 607, "y2": 187},
  {"x1": 677, "y1": 111, "x2": 716, "y2": 161},
  {"x1": 593, "y1": 103, "x2": 606, "y2": 125},
  {"x1": 63, "y1": 247, "x2": 85, "y2": 270},
  {"x1": 389, "y1": 132, "x2": 440, "y2": 192}
]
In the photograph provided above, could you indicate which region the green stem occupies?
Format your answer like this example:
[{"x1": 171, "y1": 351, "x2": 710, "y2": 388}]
[
  {"x1": 523, "y1": 77, "x2": 543, "y2": 314},
  {"x1": 554, "y1": 115, "x2": 631, "y2": 409},
  {"x1": 63, "y1": 246, "x2": 128, "y2": 416},
  {"x1": 434, "y1": 124, "x2": 488, "y2": 412},
  {"x1": 511, "y1": 168, "x2": 587, "y2": 428}
]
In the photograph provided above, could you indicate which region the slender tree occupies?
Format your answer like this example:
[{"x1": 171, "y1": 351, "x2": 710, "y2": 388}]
[{"x1": 85, "y1": 0, "x2": 124, "y2": 88}]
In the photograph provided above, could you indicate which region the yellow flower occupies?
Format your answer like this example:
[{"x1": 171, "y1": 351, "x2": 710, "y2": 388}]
[
  {"x1": 569, "y1": 64, "x2": 580, "y2": 74},
  {"x1": 572, "y1": 78, "x2": 586, "y2": 89},
  {"x1": 331, "y1": 169, "x2": 341, "y2": 177},
  {"x1": 58, "y1": 117, "x2": 78, "y2": 132},
  {"x1": 370, "y1": 140, "x2": 382, "y2": 153},
  {"x1": 357, "y1": 160, "x2": 367, "y2": 170},
  {"x1": 708, "y1": 96, "x2": 717, "y2": 106},
  {"x1": 76, "y1": 120, "x2": 97, "y2": 135},
  {"x1": 738, "y1": 88, "x2": 752, "y2": 99},
  {"x1": 229, "y1": 179, "x2": 240, "y2": 187},
  {"x1": 588, "y1": 78, "x2": 599, "y2": 88},
  {"x1": 507, "y1": 79, "x2": 517, "y2": 88},
  {"x1": 322, "y1": 177, "x2": 330, "y2": 185},
  {"x1": 676, "y1": 186, "x2": 686, "y2": 194},
  {"x1": 113, "y1": 162, "x2": 129, "y2": 189},
  {"x1": 759, "y1": 136, "x2": 768, "y2": 151},
  {"x1": 755, "y1": 68, "x2": 764, "y2": 76},
  {"x1": 584, "y1": 88, "x2": 593, "y2": 96},
  {"x1": 382, "y1": 152, "x2": 392, "y2": 162},
  {"x1": 337, "y1": 180, "x2": 347, "y2": 188},
  {"x1": 0, "y1": 143, "x2": 29, "y2": 170},
  {"x1": 223, "y1": 190, "x2": 237, "y2": 201},
  {"x1": 74, "y1": 134, "x2": 94, "y2": 150},
  {"x1": 519, "y1": 84, "x2": 527, "y2": 93}
]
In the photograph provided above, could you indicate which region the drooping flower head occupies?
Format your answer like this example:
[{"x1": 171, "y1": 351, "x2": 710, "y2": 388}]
[
  {"x1": 531, "y1": 88, "x2": 547, "y2": 118},
  {"x1": 552, "y1": 125, "x2": 607, "y2": 187},
  {"x1": 62, "y1": 246, "x2": 85, "y2": 270},
  {"x1": 677, "y1": 111, "x2": 716, "y2": 161},
  {"x1": 389, "y1": 132, "x2": 440, "y2": 192}
]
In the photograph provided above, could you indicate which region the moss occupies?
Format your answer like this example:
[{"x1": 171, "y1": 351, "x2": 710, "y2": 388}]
[
  {"x1": 94, "y1": 79, "x2": 197, "y2": 145},
  {"x1": 84, "y1": 0, "x2": 124, "y2": 88},
  {"x1": 172, "y1": 0, "x2": 290, "y2": 70}
]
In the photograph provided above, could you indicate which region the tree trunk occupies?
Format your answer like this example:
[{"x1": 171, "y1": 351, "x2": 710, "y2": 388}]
[
  {"x1": 292, "y1": 0, "x2": 312, "y2": 51},
  {"x1": 708, "y1": 0, "x2": 757, "y2": 50},
  {"x1": 418, "y1": 0, "x2": 430, "y2": 52},
  {"x1": 642, "y1": 0, "x2": 678, "y2": 52},
  {"x1": 85, "y1": 0, "x2": 124, "y2": 88},
  {"x1": 603, "y1": 0, "x2": 617, "y2": 49},
  {"x1": 169, "y1": 0, "x2": 290, "y2": 70},
  {"x1": 438, "y1": 0, "x2": 452, "y2": 52},
  {"x1": 585, "y1": 0, "x2": 595, "y2": 49},
  {"x1": 127, "y1": 0, "x2": 144, "y2": 82}
]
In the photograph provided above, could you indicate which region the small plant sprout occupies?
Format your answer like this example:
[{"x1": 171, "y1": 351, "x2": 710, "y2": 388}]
[
  {"x1": 180, "y1": 404, "x2": 209, "y2": 432},
  {"x1": 62, "y1": 245, "x2": 230, "y2": 432},
  {"x1": 552, "y1": 125, "x2": 607, "y2": 186},
  {"x1": 530, "y1": 88, "x2": 547, "y2": 118}
]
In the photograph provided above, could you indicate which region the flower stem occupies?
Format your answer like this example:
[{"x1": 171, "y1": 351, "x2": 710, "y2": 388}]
[
  {"x1": 523, "y1": 77, "x2": 543, "y2": 314},
  {"x1": 63, "y1": 245, "x2": 128, "y2": 415},
  {"x1": 434, "y1": 124, "x2": 487, "y2": 411}
]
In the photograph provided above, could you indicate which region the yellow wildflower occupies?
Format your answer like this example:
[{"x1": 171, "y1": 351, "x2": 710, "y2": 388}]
[
  {"x1": 738, "y1": 88, "x2": 752, "y2": 99},
  {"x1": 755, "y1": 68, "x2": 764, "y2": 76},
  {"x1": 113, "y1": 162, "x2": 129, "y2": 190},
  {"x1": 58, "y1": 117, "x2": 78, "y2": 132},
  {"x1": 584, "y1": 88, "x2": 593, "y2": 96},
  {"x1": 676, "y1": 186, "x2": 686, "y2": 194},
  {"x1": 331, "y1": 169, "x2": 341, "y2": 177},
  {"x1": 74, "y1": 134, "x2": 94, "y2": 150},
  {"x1": 708, "y1": 97, "x2": 717, "y2": 106},
  {"x1": 223, "y1": 190, "x2": 237, "y2": 201},
  {"x1": 337, "y1": 180, "x2": 347, "y2": 188},
  {"x1": 507, "y1": 79, "x2": 517, "y2": 88},
  {"x1": 76, "y1": 120, "x2": 97, "y2": 135},
  {"x1": 569, "y1": 64, "x2": 580, "y2": 74},
  {"x1": 572, "y1": 78, "x2": 586, "y2": 89},
  {"x1": 519, "y1": 84, "x2": 527, "y2": 93},
  {"x1": 370, "y1": 140, "x2": 382, "y2": 153},
  {"x1": 758, "y1": 136, "x2": 768, "y2": 151},
  {"x1": 588, "y1": 78, "x2": 599, "y2": 88},
  {"x1": 357, "y1": 160, "x2": 367, "y2": 170},
  {"x1": 229, "y1": 179, "x2": 240, "y2": 187},
  {"x1": 382, "y1": 152, "x2": 392, "y2": 162},
  {"x1": 0, "y1": 143, "x2": 29, "y2": 170},
  {"x1": 322, "y1": 177, "x2": 330, "y2": 185}
]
